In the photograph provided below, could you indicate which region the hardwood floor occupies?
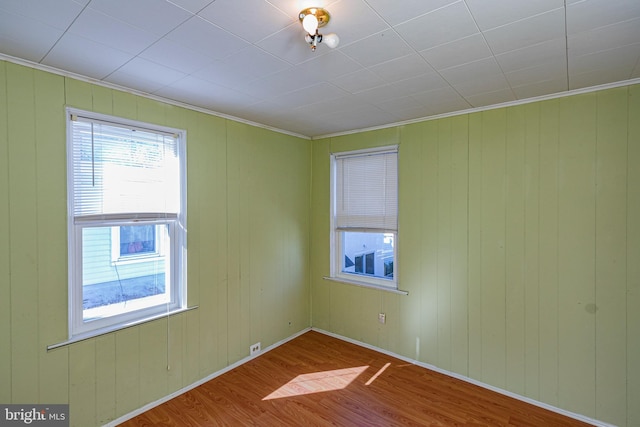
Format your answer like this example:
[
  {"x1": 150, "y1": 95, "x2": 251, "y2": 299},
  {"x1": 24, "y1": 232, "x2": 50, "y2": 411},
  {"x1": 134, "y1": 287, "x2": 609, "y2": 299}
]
[{"x1": 120, "y1": 331, "x2": 593, "y2": 426}]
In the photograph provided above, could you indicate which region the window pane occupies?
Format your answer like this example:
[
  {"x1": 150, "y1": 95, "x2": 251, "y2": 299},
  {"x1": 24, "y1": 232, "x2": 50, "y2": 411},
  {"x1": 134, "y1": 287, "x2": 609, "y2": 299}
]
[
  {"x1": 365, "y1": 252, "x2": 375, "y2": 275},
  {"x1": 71, "y1": 119, "x2": 180, "y2": 217},
  {"x1": 120, "y1": 225, "x2": 156, "y2": 256},
  {"x1": 82, "y1": 225, "x2": 169, "y2": 322},
  {"x1": 341, "y1": 231, "x2": 394, "y2": 280},
  {"x1": 355, "y1": 255, "x2": 363, "y2": 273},
  {"x1": 335, "y1": 151, "x2": 397, "y2": 230}
]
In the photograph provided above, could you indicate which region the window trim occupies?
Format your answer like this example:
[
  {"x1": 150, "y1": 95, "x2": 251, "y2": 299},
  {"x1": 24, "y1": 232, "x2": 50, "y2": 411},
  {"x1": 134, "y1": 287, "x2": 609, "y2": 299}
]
[
  {"x1": 66, "y1": 108, "x2": 188, "y2": 340},
  {"x1": 329, "y1": 145, "x2": 403, "y2": 293}
]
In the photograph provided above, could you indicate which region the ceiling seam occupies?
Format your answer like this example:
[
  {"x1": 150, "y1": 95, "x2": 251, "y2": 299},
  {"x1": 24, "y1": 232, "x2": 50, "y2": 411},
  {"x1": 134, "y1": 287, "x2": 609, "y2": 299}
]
[
  {"x1": 39, "y1": 0, "x2": 91, "y2": 64},
  {"x1": 462, "y1": 0, "x2": 517, "y2": 101}
]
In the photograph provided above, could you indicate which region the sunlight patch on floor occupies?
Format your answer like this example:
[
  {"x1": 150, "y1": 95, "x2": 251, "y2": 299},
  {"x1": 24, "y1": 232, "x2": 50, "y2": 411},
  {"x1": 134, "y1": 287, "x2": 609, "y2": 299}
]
[
  {"x1": 263, "y1": 366, "x2": 369, "y2": 400},
  {"x1": 365, "y1": 362, "x2": 390, "y2": 385}
]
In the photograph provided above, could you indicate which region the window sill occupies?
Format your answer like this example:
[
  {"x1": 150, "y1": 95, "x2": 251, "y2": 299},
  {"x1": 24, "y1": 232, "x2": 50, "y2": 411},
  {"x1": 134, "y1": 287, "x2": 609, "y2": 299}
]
[
  {"x1": 112, "y1": 254, "x2": 165, "y2": 266},
  {"x1": 47, "y1": 305, "x2": 198, "y2": 351},
  {"x1": 323, "y1": 276, "x2": 408, "y2": 295}
]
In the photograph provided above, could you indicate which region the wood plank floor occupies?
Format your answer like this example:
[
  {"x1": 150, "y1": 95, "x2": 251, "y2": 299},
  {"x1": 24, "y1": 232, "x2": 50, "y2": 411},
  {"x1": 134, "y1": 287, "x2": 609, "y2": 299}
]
[{"x1": 120, "y1": 331, "x2": 594, "y2": 426}]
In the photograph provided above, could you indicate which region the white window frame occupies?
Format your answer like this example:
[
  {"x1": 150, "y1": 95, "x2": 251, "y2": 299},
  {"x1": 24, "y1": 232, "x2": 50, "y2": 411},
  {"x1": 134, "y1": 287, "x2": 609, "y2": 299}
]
[
  {"x1": 329, "y1": 146, "x2": 400, "y2": 292},
  {"x1": 66, "y1": 108, "x2": 187, "y2": 340}
]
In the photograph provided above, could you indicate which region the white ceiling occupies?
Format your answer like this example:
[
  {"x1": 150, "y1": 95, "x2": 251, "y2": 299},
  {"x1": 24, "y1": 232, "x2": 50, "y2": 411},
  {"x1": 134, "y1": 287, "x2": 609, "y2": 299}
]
[{"x1": 1, "y1": 0, "x2": 639, "y2": 138}]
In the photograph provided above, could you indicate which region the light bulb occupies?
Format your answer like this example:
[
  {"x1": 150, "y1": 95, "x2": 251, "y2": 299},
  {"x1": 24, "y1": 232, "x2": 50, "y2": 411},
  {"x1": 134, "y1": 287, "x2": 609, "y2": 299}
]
[
  {"x1": 324, "y1": 33, "x2": 340, "y2": 48},
  {"x1": 302, "y1": 13, "x2": 318, "y2": 34}
]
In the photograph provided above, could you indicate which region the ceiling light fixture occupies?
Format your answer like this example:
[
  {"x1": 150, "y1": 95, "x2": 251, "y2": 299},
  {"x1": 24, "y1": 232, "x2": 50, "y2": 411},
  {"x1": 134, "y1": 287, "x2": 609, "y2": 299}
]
[{"x1": 299, "y1": 7, "x2": 339, "y2": 52}]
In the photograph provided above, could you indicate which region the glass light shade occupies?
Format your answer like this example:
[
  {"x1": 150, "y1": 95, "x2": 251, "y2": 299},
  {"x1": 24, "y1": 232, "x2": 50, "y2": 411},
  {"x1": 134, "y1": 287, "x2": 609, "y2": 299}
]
[
  {"x1": 302, "y1": 13, "x2": 318, "y2": 34},
  {"x1": 324, "y1": 33, "x2": 340, "y2": 48}
]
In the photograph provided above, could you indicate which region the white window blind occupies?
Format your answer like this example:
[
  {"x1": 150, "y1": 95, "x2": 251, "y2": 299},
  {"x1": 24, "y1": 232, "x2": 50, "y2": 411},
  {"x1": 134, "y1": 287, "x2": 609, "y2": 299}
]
[
  {"x1": 334, "y1": 148, "x2": 397, "y2": 231},
  {"x1": 70, "y1": 116, "x2": 180, "y2": 220}
]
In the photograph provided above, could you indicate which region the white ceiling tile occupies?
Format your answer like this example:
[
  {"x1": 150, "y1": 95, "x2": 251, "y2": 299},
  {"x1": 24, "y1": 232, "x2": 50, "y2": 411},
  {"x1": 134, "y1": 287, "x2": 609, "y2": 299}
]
[
  {"x1": 365, "y1": 0, "x2": 458, "y2": 26},
  {"x1": 233, "y1": 47, "x2": 291, "y2": 78},
  {"x1": 329, "y1": 69, "x2": 386, "y2": 94},
  {"x1": 420, "y1": 33, "x2": 491, "y2": 70},
  {"x1": 395, "y1": 1, "x2": 479, "y2": 51},
  {"x1": 495, "y1": 38, "x2": 566, "y2": 73},
  {"x1": 483, "y1": 8, "x2": 565, "y2": 55},
  {"x1": 410, "y1": 86, "x2": 471, "y2": 115},
  {"x1": 440, "y1": 58, "x2": 511, "y2": 96},
  {"x1": 355, "y1": 72, "x2": 448, "y2": 102},
  {"x1": 235, "y1": 99, "x2": 293, "y2": 122},
  {"x1": 193, "y1": 46, "x2": 290, "y2": 86},
  {"x1": 316, "y1": 103, "x2": 397, "y2": 133},
  {"x1": 339, "y1": 29, "x2": 414, "y2": 67},
  {"x1": 453, "y1": 74, "x2": 511, "y2": 98},
  {"x1": 504, "y1": 61, "x2": 567, "y2": 88},
  {"x1": 166, "y1": 16, "x2": 251, "y2": 61},
  {"x1": 156, "y1": 75, "x2": 260, "y2": 111},
  {"x1": 397, "y1": 72, "x2": 450, "y2": 93},
  {"x1": 88, "y1": 0, "x2": 193, "y2": 36},
  {"x1": 567, "y1": 0, "x2": 640, "y2": 35},
  {"x1": 376, "y1": 94, "x2": 424, "y2": 114},
  {"x1": 240, "y1": 67, "x2": 318, "y2": 99},
  {"x1": 42, "y1": 33, "x2": 131, "y2": 80},
  {"x1": 464, "y1": 88, "x2": 515, "y2": 107},
  {"x1": 267, "y1": 0, "x2": 342, "y2": 18},
  {"x1": 569, "y1": 43, "x2": 640, "y2": 77},
  {"x1": 512, "y1": 78, "x2": 567, "y2": 99},
  {"x1": 569, "y1": 66, "x2": 637, "y2": 90},
  {"x1": 369, "y1": 53, "x2": 434, "y2": 82},
  {"x1": 191, "y1": 60, "x2": 251, "y2": 91},
  {"x1": 139, "y1": 38, "x2": 213, "y2": 74},
  {"x1": 465, "y1": 0, "x2": 564, "y2": 31},
  {"x1": 256, "y1": 22, "x2": 326, "y2": 65},
  {"x1": 323, "y1": 0, "x2": 390, "y2": 46},
  {"x1": 568, "y1": 18, "x2": 640, "y2": 57},
  {"x1": 439, "y1": 57, "x2": 502, "y2": 85},
  {"x1": 272, "y1": 82, "x2": 348, "y2": 109},
  {"x1": 68, "y1": 8, "x2": 158, "y2": 55},
  {"x1": 0, "y1": 11, "x2": 63, "y2": 62},
  {"x1": 167, "y1": 0, "x2": 214, "y2": 14},
  {"x1": 105, "y1": 57, "x2": 187, "y2": 93},
  {"x1": 198, "y1": 0, "x2": 293, "y2": 43},
  {"x1": 294, "y1": 50, "x2": 362, "y2": 82},
  {"x1": 387, "y1": 105, "x2": 434, "y2": 122},
  {"x1": 302, "y1": 93, "x2": 370, "y2": 115},
  {"x1": 353, "y1": 83, "x2": 406, "y2": 104},
  {"x1": 0, "y1": 0, "x2": 84, "y2": 31}
]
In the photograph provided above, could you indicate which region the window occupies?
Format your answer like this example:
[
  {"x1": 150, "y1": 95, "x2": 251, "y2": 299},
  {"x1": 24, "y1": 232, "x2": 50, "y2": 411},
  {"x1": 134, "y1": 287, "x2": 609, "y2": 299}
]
[
  {"x1": 118, "y1": 225, "x2": 157, "y2": 257},
  {"x1": 111, "y1": 224, "x2": 163, "y2": 262},
  {"x1": 67, "y1": 109, "x2": 186, "y2": 339},
  {"x1": 330, "y1": 146, "x2": 398, "y2": 290}
]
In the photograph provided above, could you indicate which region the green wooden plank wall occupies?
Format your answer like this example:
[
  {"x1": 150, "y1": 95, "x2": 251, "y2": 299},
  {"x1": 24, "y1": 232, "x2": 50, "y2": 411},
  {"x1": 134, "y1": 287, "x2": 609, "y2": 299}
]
[
  {"x1": 0, "y1": 61, "x2": 311, "y2": 426},
  {"x1": 310, "y1": 84, "x2": 640, "y2": 427},
  {"x1": 2, "y1": 57, "x2": 638, "y2": 427}
]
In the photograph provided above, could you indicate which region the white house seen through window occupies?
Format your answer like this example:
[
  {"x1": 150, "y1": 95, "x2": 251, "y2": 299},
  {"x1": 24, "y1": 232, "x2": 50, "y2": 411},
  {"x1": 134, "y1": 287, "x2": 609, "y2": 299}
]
[{"x1": 67, "y1": 109, "x2": 187, "y2": 339}]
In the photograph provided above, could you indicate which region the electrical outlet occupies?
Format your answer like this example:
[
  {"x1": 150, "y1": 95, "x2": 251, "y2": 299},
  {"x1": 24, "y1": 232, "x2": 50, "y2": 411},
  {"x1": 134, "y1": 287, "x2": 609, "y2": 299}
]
[
  {"x1": 250, "y1": 342, "x2": 261, "y2": 356},
  {"x1": 378, "y1": 313, "x2": 386, "y2": 324}
]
